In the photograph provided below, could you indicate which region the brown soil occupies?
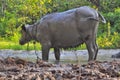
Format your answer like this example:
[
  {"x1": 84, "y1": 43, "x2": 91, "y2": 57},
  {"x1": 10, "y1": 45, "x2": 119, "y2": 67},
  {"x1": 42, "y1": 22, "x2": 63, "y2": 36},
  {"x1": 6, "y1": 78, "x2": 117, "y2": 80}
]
[{"x1": 0, "y1": 57, "x2": 119, "y2": 80}]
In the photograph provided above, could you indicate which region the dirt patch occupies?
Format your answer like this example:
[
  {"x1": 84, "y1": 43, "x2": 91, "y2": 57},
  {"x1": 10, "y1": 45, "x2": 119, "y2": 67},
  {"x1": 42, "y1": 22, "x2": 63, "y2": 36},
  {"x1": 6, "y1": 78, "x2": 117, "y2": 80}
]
[{"x1": 0, "y1": 57, "x2": 119, "y2": 80}]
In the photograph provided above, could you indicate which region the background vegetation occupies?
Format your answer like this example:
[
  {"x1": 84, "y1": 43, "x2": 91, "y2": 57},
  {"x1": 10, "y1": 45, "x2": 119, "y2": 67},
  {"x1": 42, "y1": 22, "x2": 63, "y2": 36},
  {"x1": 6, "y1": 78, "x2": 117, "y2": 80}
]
[{"x1": 0, "y1": 0, "x2": 120, "y2": 50}]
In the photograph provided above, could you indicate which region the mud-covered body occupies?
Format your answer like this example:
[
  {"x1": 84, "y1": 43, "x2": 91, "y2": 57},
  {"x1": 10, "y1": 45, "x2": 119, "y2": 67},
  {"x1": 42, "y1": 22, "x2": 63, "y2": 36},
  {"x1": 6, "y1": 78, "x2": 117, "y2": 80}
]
[{"x1": 19, "y1": 6, "x2": 106, "y2": 61}]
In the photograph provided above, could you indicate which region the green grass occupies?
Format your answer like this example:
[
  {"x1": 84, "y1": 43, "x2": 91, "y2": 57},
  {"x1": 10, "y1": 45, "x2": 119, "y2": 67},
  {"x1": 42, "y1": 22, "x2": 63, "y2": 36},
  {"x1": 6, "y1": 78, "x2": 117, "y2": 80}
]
[{"x1": 0, "y1": 40, "x2": 41, "y2": 50}]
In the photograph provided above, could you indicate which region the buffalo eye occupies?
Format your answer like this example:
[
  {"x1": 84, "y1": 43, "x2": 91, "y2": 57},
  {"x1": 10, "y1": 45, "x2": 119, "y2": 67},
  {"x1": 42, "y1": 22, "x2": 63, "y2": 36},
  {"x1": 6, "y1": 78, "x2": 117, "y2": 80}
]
[{"x1": 21, "y1": 24, "x2": 26, "y2": 32}]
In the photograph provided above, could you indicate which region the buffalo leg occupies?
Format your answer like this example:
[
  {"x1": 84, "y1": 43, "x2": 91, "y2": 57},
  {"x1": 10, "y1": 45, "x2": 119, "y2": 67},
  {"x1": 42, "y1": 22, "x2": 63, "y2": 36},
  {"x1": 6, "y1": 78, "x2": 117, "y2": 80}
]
[
  {"x1": 85, "y1": 40, "x2": 95, "y2": 61},
  {"x1": 42, "y1": 44, "x2": 51, "y2": 61},
  {"x1": 93, "y1": 39, "x2": 98, "y2": 60},
  {"x1": 54, "y1": 48, "x2": 60, "y2": 61}
]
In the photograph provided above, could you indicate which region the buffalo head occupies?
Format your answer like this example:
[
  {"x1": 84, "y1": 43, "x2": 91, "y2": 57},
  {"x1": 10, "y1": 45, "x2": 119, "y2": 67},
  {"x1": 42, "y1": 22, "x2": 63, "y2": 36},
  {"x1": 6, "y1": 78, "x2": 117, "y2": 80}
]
[{"x1": 19, "y1": 24, "x2": 32, "y2": 45}]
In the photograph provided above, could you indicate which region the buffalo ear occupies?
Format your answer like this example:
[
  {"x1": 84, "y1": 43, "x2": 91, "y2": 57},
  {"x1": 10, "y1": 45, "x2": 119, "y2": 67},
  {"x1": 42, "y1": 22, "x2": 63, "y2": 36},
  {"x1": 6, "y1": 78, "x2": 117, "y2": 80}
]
[{"x1": 21, "y1": 24, "x2": 26, "y2": 31}]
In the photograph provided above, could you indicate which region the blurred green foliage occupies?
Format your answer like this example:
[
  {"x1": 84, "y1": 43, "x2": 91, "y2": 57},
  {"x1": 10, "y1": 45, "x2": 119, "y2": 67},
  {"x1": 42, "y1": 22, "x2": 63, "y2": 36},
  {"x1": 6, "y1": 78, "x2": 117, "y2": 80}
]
[{"x1": 0, "y1": 0, "x2": 120, "y2": 49}]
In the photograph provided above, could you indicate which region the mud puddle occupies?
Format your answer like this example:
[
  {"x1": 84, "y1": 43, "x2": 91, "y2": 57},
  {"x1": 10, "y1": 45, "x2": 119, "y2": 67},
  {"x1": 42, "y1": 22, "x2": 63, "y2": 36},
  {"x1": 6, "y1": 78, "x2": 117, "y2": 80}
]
[{"x1": 0, "y1": 49, "x2": 120, "y2": 64}]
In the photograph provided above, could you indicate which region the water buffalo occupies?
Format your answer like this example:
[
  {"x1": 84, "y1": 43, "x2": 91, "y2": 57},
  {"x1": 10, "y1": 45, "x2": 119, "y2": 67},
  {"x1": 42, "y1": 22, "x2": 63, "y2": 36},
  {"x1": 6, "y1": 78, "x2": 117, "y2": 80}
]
[{"x1": 19, "y1": 6, "x2": 106, "y2": 61}]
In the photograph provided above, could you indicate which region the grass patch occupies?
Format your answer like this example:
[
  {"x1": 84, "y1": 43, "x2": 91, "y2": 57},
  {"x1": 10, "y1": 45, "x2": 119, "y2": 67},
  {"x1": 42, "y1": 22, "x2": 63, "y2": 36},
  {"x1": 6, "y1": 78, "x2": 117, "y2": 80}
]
[{"x1": 0, "y1": 40, "x2": 41, "y2": 50}]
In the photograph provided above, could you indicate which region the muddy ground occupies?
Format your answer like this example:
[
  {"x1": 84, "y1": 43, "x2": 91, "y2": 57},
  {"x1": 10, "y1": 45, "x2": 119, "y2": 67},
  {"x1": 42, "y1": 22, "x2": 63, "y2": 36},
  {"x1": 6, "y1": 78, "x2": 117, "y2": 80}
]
[
  {"x1": 0, "y1": 49, "x2": 120, "y2": 63},
  {"x1": 0, "y1": 49, "x2": 120, "y2": 80},
  {"x1": 0, "y1": 57, "x2": 119, "y2": 80}
]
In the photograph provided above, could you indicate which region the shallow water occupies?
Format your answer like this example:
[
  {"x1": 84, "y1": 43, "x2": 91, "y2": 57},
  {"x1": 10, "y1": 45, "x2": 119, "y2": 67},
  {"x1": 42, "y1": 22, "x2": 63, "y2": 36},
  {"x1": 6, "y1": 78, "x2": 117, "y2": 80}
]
[{"x1": 0, "y1": 49, "x2": 120, "y2": 64}]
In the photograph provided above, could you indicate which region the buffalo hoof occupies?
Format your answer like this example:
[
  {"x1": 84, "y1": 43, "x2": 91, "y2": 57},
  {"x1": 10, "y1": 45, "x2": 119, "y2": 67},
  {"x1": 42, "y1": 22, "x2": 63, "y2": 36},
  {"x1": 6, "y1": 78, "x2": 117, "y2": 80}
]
[{"x1": 54, "y1": 60, "x2": 60, "y2": 64}]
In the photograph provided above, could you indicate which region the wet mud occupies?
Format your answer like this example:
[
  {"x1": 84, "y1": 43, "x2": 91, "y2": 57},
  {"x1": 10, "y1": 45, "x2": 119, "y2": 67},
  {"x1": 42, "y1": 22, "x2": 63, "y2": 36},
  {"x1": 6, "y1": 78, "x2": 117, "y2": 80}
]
[
  {"x1": 0, "y1": 49, "x2": 120, "y2": 80},
  {"x1": 0, "y1": 57, "x2": 119, "y2": 80}
]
